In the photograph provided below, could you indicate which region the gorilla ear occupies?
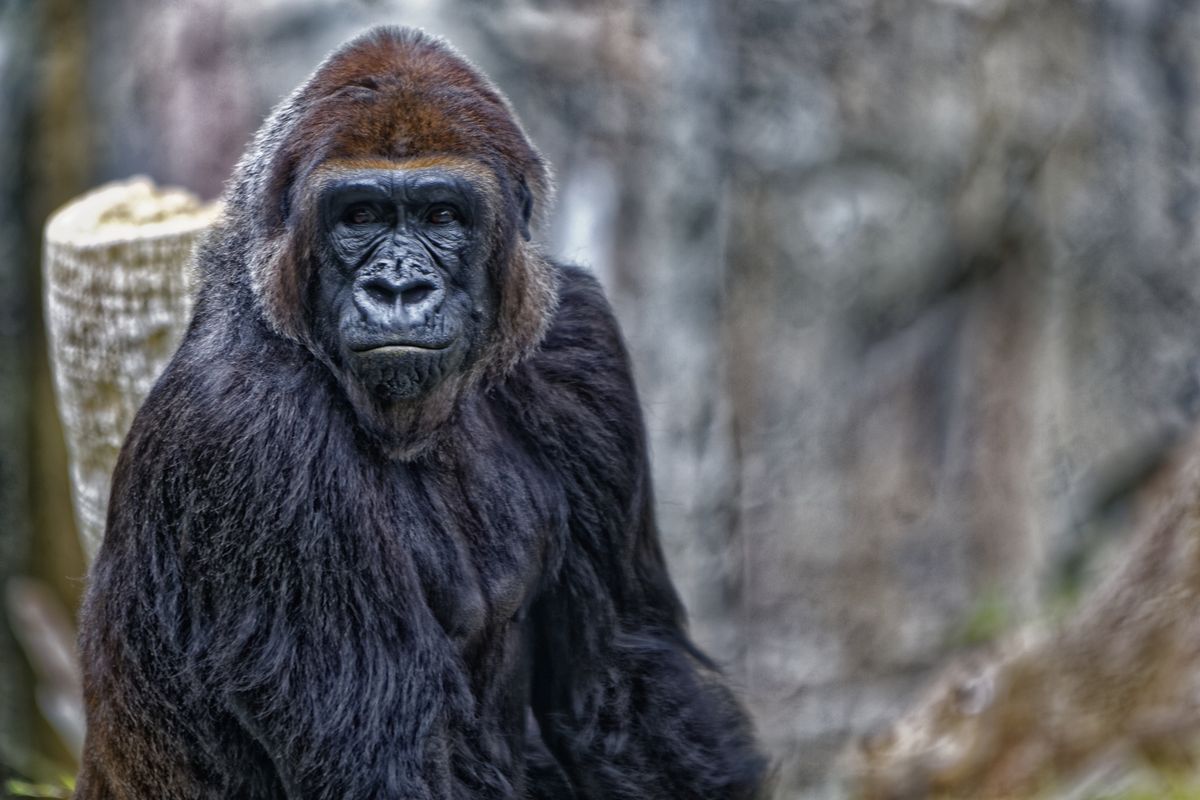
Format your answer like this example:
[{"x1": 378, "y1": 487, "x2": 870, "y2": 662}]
[{"x1": 517, "y1": 176, "x2": 534, "y2": 241}]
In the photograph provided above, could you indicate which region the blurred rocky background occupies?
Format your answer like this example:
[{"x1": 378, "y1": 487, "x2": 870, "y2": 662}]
[{"x1": 5, "y1": 0, "x2": 1200, "y2": 797}]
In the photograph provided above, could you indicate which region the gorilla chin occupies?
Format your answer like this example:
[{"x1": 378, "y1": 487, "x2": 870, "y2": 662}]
[{"x1": 351, "y1": 342, "x2": 464, "y2": 401}]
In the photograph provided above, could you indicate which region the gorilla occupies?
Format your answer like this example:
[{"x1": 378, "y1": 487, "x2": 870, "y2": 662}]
[{"x1": 76, "y1": 26, "x2": 766, "y2": 800}]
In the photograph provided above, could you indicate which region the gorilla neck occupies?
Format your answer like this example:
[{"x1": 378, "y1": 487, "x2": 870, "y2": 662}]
[{"x1": 343, "y1": 368, "x2": 477, "y2": 460}]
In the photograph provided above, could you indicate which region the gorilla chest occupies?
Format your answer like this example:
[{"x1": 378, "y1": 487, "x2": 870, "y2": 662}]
[{"x1": 384, "y1": 443, "x2": 563, "y2": 645}]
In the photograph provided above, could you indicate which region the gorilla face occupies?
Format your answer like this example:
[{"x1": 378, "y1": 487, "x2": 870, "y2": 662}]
[{"x1": 314, "y1": 165, "x2": 494, "y2": 401}]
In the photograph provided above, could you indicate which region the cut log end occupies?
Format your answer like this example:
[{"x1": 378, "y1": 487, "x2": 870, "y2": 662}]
[{"x1": 45, "y1": 176, "x2": 220, "y2": 249}]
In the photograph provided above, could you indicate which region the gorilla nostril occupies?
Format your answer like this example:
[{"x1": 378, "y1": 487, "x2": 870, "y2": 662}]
[
  {"x1": 362, "y1": 276, "x2": 398, "y2": 306},
  {"x1": 400, "y1": 281, "x2": 436, "y2": 308}
]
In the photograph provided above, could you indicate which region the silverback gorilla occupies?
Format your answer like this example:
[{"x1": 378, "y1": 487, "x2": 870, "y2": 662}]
[{"x1": 76, "y1": 27, "x2": 766, "y2": 800}]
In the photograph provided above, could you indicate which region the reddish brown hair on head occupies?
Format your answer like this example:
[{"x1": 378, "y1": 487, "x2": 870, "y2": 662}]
[{"x1": 264, "y1": 27, "x2": 552, "y2": 237}]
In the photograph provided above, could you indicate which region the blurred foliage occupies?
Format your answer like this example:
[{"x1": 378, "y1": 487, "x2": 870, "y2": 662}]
[
  {"x1": 1083, "y1": 773, "x2": 1200, "y2": 800},
  {"x1": 4, "y1": 776, "x2": 74, "y2": 799},
  {"x1": 950, "y1": 587, "x2": 1018, "y2": 648}
]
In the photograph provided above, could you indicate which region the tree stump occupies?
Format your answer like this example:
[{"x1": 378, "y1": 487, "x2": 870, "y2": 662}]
[{"x1": 43, "y1": 177, "x2": 218, "y2": 560}]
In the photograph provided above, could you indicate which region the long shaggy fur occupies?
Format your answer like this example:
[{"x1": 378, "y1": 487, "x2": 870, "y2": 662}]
[{"x1": 75, "y1": 26, "x2": 767, "y2": 800}]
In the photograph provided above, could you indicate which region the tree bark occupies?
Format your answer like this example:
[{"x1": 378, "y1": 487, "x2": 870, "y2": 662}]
[{"x1": 43, "y1": 178, "x2": 217, "y2": 561}]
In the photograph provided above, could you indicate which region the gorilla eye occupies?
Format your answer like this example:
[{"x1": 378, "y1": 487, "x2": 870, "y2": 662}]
[
  {"x1": 426, "y1": 205, "x2": 459, "y2": 225},
  {"x1": 343, "y1": 204, "x2": 379, "y2": 226}
]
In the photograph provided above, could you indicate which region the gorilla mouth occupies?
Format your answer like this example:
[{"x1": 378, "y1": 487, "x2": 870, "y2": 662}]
[
  {"x1": 347, "y1": 329, "x2": 460, "y2": 355},
  {"x1": 352, "y1": 342, "x2": 453, "y2": 354}
]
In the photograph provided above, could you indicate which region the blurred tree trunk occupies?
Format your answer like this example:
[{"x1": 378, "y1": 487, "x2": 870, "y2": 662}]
[{"x1": 0, "y1": 0, "x2": 39, "y2": 777}]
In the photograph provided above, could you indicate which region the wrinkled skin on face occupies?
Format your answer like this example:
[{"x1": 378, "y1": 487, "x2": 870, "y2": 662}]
[{"x1": 313, "y1": 165, "x2": 493, "y2": 401}]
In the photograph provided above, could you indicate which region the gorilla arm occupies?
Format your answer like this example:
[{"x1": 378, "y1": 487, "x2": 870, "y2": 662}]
[{"x1": 518, "y1": 267, "x2": 767, "y2": 800}]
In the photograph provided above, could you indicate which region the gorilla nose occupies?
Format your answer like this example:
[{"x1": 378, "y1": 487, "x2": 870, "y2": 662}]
[{"x1": 356, "y1": 274, "x2": 443, "y2": 324}]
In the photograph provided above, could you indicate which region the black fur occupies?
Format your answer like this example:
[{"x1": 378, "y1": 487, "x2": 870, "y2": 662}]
[{"x1": 75, "y1": 26, "x2": 766, "y2": 800}]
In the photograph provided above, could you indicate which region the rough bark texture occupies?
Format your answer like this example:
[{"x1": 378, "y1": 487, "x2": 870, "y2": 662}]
[{"x1": 43, "y1": 179, "x2": 217, "y2": 560}]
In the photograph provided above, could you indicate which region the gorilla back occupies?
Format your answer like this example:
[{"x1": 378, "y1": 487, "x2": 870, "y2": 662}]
[{"x1": 76, "y1": 26, "x2": 766, "y2": 800}]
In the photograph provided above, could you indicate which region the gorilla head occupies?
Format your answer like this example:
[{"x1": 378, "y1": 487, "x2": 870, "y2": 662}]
[{"x1": 229, "y1": 28, "x2": 557, "y2": 455}]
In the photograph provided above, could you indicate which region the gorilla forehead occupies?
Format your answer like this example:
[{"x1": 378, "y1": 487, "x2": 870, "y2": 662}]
[{"x1": 291, "y1": 29, "x2": 545, "y2": 188}]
